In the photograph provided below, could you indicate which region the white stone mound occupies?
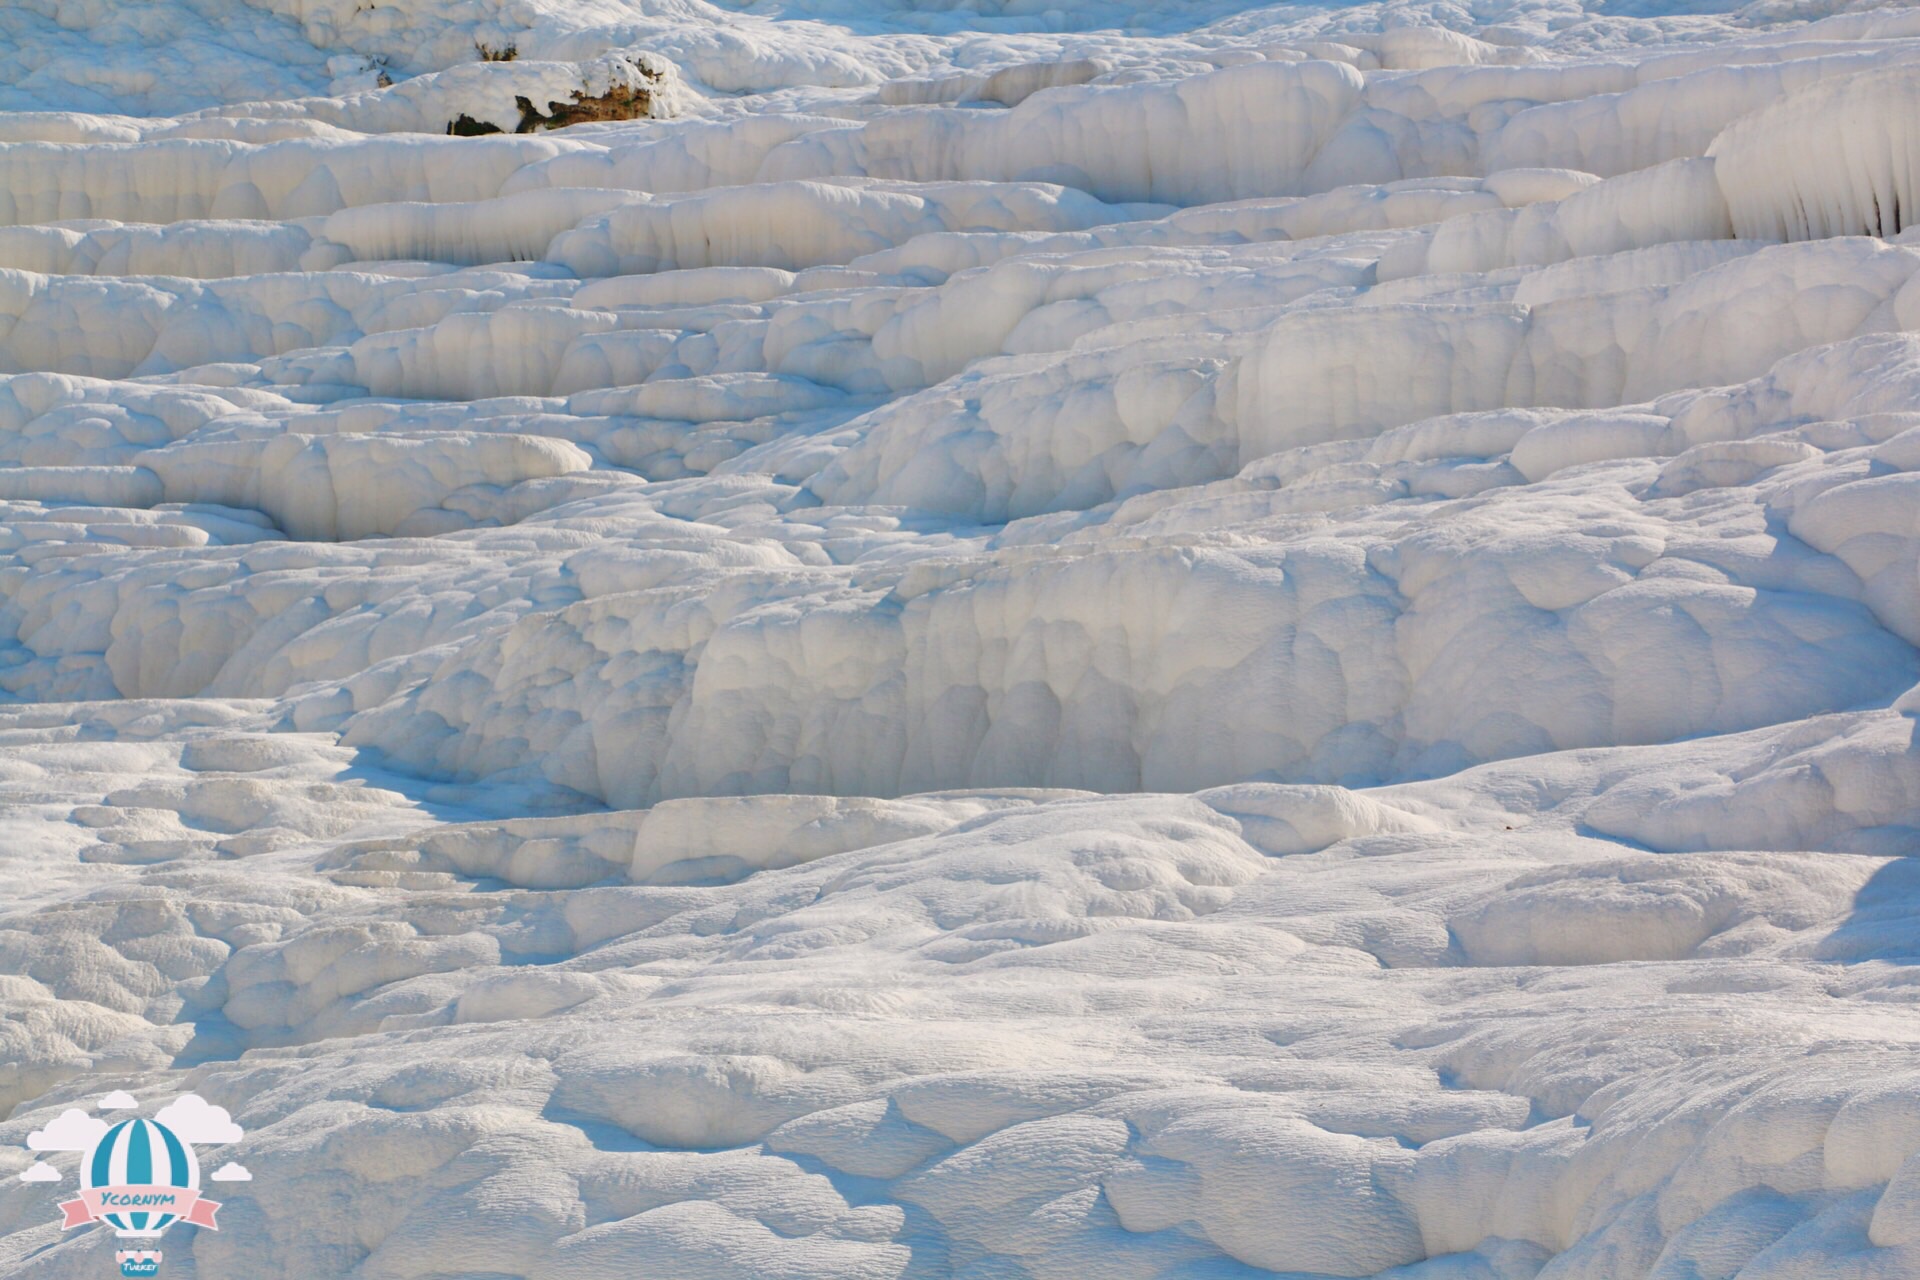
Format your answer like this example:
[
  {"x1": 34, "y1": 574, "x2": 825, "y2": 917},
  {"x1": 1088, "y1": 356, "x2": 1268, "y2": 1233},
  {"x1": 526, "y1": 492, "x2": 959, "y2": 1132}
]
[{"x1": 1710, "y1": 64, "x2": 1920, "y2": 241}]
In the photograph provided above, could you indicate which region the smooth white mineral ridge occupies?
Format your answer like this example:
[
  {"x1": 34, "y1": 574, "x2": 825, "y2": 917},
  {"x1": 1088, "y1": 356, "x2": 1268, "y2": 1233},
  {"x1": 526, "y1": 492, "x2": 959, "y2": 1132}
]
[{"x1": 2, "y1": 0, "x2": 1920, "y2": 1277}]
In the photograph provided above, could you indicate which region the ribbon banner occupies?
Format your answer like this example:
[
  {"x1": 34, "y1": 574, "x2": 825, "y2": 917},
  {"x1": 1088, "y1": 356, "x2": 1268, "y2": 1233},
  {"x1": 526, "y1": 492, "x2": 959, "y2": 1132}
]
[{"x1": 59, "y1": 1187, "x2": 220, "y2": 1231}]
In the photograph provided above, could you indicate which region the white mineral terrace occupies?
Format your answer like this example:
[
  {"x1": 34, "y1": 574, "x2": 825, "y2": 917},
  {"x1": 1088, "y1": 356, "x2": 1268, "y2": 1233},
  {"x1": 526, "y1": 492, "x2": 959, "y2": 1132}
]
[{"x1": 2, "y1": 0, "x2": 1920, "y2": 1276}]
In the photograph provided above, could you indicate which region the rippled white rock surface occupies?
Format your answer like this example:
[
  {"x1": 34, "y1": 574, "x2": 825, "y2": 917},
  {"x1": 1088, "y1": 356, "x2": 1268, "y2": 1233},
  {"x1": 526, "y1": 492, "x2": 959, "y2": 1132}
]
[{"x1": 3, "y1": 1, "x2": 1920, "y2": 1277}]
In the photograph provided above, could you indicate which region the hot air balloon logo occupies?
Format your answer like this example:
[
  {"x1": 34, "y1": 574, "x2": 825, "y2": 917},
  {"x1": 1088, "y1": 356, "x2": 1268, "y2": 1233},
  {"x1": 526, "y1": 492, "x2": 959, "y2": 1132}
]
[
  {"x1": 24, "y1": 1092, "x2": 249, "y2": 1278},
  {"x1": 66, "y1": 1118, "x2": 216, "y2": 1236}
]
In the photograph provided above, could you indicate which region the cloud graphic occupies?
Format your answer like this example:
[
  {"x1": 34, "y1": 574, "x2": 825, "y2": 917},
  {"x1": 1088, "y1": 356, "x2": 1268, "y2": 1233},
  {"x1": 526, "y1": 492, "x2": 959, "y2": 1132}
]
[
  {"x1": 97, "y1": 1091, "x2": 138, "y2": 1111},
  {"x1": 152, "y1": 1095, "x2": 242, "y2": 1145},
  {"x1": 28, "y1": 1109, "x2": 106, "y2": 1153},
  {"x1": 209, "y1": 1162, "x2": 252, "y2": 1182},
  {"x1": 20, "y1": 1162, "x2": 62, "y2": 1182}
]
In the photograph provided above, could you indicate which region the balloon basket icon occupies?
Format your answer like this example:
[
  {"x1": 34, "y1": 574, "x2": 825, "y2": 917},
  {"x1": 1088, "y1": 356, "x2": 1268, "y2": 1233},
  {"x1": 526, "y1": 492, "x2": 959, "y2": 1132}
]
[{"x1": 117, "y1": 1250, "x2": 162, "y2": 1278}]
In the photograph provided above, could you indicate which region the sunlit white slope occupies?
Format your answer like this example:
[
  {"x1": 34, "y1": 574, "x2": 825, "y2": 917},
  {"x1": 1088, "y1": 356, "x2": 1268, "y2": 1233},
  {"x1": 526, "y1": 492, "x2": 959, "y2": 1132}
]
[{"x1": 3, "y1": 2, "x2": 1920, "y2": 1279}]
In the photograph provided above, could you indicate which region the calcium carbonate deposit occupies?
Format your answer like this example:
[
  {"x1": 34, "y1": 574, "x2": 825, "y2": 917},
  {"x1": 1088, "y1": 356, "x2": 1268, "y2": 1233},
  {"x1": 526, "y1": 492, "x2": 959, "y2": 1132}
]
[{"x1": 2, "y1": 0, "x2": 1920, "y2": 1276}]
